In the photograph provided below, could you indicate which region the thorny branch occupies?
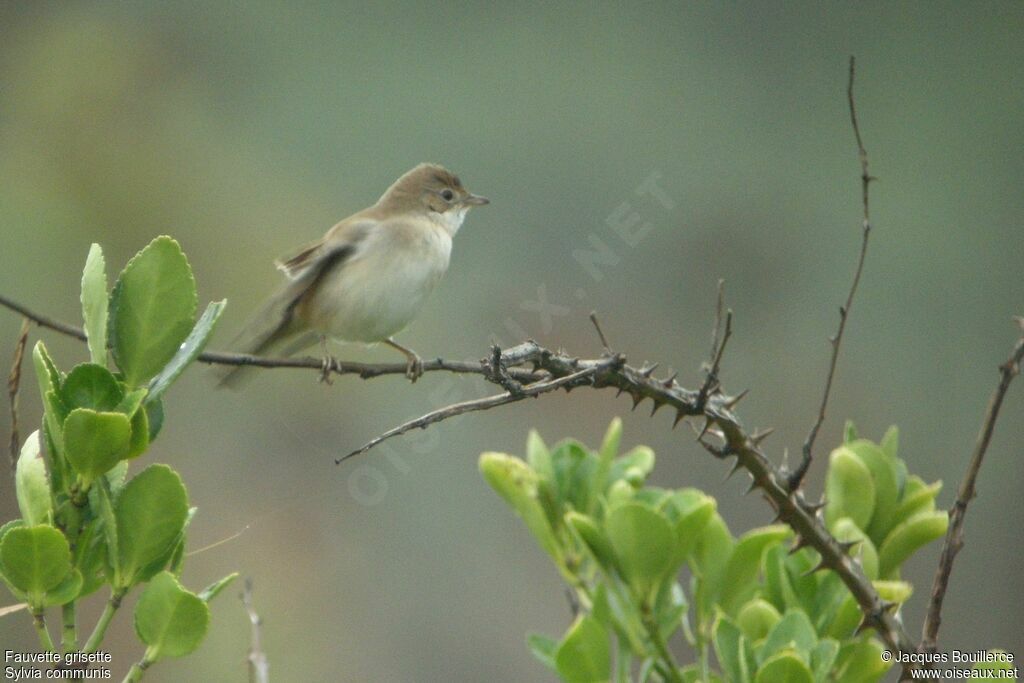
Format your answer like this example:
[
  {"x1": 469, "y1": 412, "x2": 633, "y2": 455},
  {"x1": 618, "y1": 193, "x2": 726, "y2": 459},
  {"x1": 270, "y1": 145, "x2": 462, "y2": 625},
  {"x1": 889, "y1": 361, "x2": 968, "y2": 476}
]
[
  {"x1": 921, "y1": 321, "x2": 1024, "y2": 652},
  {"x1": 789, "y1": 56, "x2": 875, "y2": 492}
]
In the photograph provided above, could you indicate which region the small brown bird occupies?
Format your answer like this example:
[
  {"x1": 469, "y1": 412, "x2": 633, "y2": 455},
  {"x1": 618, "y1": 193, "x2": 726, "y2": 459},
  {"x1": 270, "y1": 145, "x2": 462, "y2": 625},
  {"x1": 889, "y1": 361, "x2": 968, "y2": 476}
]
[{"x1": 219, "y1": 163, "x2": 488, "y2": 387}]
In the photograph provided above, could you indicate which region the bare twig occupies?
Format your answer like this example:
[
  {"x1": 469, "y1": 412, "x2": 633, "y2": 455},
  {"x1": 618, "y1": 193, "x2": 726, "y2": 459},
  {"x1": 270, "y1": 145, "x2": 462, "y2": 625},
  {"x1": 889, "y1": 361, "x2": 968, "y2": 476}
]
[
  {"x1": 789, "y1": 55, "x2": 875, "y2": 492},
  {"x1": 8, "y1": 318, "x2": 30, "y2": 473},
  {"x1": 697, "y1": 304, "x2": 732, "y2": 410},
  {"x1": 707, "y1": 279, "x2": 726, "y2": 363},
  {"x1": 921, "y1": 322, "x2": 1024, "y2": 651},
  {"x1": 589, "y1": 311, "x2": 612, "y2": 354},
  {"x1": 242, "y1": 579, "x2": 269, "y2": 683},
  {"x1": 337, "y1": 359, "x2": 622, "y2": 463}
]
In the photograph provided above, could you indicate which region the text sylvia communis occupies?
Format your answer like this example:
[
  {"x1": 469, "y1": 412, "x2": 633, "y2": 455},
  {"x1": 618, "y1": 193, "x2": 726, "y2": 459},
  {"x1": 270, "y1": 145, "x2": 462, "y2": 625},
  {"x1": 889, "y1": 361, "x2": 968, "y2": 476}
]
[{"x1": 219, "y1": 163, "x2": 488, "y2": 387}]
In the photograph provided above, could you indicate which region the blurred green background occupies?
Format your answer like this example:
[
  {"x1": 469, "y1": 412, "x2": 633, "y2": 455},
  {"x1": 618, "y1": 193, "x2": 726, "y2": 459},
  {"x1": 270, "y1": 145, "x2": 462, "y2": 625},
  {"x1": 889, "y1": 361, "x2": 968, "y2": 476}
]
[{"x1": 1, "y1": 2, "x2": 1022, "y2": 681}]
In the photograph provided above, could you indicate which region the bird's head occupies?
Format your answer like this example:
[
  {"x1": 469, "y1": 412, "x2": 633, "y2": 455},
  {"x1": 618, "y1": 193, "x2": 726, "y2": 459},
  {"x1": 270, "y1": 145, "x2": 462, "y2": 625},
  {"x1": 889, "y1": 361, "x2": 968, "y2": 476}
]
[{"x1": 379, "y1": 163, "x2": 489, "y2": 233}]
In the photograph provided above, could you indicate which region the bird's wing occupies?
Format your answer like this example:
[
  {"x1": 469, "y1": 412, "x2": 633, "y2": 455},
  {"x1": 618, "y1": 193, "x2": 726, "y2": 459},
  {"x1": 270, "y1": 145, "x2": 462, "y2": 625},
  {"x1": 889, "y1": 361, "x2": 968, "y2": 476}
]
[{"x1": 275, "y1": 216, "x2": 377, "y2": 279}]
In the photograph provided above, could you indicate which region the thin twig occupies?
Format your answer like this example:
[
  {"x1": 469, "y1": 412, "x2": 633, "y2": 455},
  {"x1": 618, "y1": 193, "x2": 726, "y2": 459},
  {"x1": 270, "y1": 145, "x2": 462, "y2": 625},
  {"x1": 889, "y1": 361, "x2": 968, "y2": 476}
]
[
  {"x1": 8, "y1": 318, "x2": 30, "y2": 473},
  {"x1": 697, "y1": 281, "x2": 732, "y2": 410},
  {"x1": 921, "y1": 322, "x2": 1024, "y2": 651},
  {"x1": 707, "y1": 279, "x2": 726, "y2": 363},
  {"x1": 589, "y1": 311, "x2": 612, "y2": 354},
  {"x1": 789, "y1": 55, "x2": 874, "y2": 492},
  {"x1": 337, "y1": 360, "x2": 619, "y2": 463},
  {"x1": 242, "y1": 579, "x2": 270, "y2": 683}
]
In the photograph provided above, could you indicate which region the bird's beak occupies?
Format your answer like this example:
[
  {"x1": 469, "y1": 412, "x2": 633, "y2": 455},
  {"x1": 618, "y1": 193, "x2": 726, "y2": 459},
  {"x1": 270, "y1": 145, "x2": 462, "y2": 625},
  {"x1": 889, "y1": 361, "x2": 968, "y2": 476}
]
[{"x1": 462, "y1": 194, "x2": 490, "y2": 206}]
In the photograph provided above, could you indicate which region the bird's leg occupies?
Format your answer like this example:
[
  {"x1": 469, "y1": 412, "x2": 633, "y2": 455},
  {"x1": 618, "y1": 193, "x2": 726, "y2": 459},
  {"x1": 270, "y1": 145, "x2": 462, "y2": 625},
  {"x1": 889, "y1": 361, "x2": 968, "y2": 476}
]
[
  {"x1": 319, "y1": 335, "x2": 338, "y2": 384},
  {"x1": 384, "y1": 338, "x2": 423, "y2": 383}
]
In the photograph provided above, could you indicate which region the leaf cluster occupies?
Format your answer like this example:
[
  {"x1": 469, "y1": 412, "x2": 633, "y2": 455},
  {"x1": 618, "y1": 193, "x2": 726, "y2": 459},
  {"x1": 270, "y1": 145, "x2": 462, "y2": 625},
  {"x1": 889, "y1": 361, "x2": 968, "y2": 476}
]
[
  {"x1": 0, "y1": 238, "x2": 233, "y2": 677},
  {"x1": 480, "y1": 420, "x2": 968, "y2": 683}
]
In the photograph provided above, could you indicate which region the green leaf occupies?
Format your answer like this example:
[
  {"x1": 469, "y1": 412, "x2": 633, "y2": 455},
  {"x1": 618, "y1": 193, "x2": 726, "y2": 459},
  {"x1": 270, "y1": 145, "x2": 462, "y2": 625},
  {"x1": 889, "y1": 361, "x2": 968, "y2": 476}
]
[
  {"x1": 824, "y1": 595, "x2": 860, "y2": 640},
  {"x1": 605, "y1": 503, "x2": 676, "y2": 599},
  {"x1": 846, "y1": 440, "x2": 900, "y2": 545},
  {"x1": 809, "y1": 639, "x2": 839, "y2": 683},
  {"x1": 0, "y1": 525, "x2": 72, "y2": 606},
  {"x1": 691, "y1": 513, "x2": 735, "y2": 619},
  {"x1": 566, "y1": 511, "x2": 618, "y2": 573},
  {"x1": 525, "y1": 430, "x2": 552, "y2": 481},
  {"x1": 833, "y1": 638, "x2": 891, "y2": 683},
  {"x1": 134, "y1": 571, "x2": 210, "y2": 659},
  {"x1": 479, "y1": 453, "x2": 563, "y2": 565},
  {"x1": 654, "y1": 581, "x2": 688, "y2": 641},
  {"x1": 526, "y1": 633, "x2": 558, "y2": 672},
  {"x1": 824, "y1": 447, "x2": 875, "y2": 531},
  {"x1": 551, "y1": 440, "x2": 598, "y2": 513},
  {"x1": 891, "y1": 477, "x2": 942, "y2": 528},
  {"x1": 758, "y1": 610, "x2": 817, "y2": 665},
  {"x1": 73, "y1": 521, "x2": 107, "y2": 598},
  {"x1": 0, "y1": 520, "x2": 26, "y2": 546},
  {"x1": 147, "y1": 300, "x2": 226, "y2": 402},
  {"x1": 198, "y1": 572, "x2": 239, "y2": 603},
  {"x1": 880, "y1": 425, "x2": 899, "y2": 460},
  {"x1": 125, "y1": 404, "x2": 150, "y2": 459},
  {"x1": 16, "y1": 431, "x2": 52, "y2": 526},
  {"x1": 33, "y1": 341, "x2": 64, "y2": 445},
  {"x1": 146, "y1": 398, "x2": 165, "y2": 441},
  {"x1": 737, "y1": 599, "x2": 782, "y2": 642},
  {"x1": 591, "y1": 418, "x2": 622, "y2": 504},
  {"x1": 61, "y1": 363, "x2": 124, "y2": 412},
  {"x1": 843, "y1": 420, "x2": 858, "y2": 443},
  {"x1": 105, "y1": 461, "x2": 130, "y2": 496},
  {"x1": 874, "y1": 579, "x2": 913, "y2": 605},
  {"x1": 755, "y1": 650, "x2": 813, "y2": 683},
  {"x1": 91, "y1": 479, "x2": 118, "y2": 580},
  {"x1": 42, "y1": 568, "x2": 83, "y2": 607},
  {"x1": 109, "y1": 236, "x2": 198, "y2": 386},
  {"x1": 662, "y1": 489, "x2": 716, "y2": 565},
  {"x1": 763, "y1": 545, "x2": 799, "y2": 613},
  {"x1": 555, "y1": 615, "x2": 610, "y2": 683},
  {"x1": 62, "y1": 408, "x2": 132, "y2": 483},
  {"x1": 831, "y1": 517, "x2": 878, "y2": 580},
  {"x1": 608, "y1": 445, "x2": 655, "y2": 486},
  {"x1": 114, "y1": 465, "x2": 189, "y2": 588},
  {"x1": 140, "y1": 507, "x2": 194, "y2": 583},
  {"x1": 81, "y1": 243, "x2": 109, "y2": 366},
  {"x1": 714, "y1": 616, "x2": 752, "y2": 683},
  {"x1": 877, "y1": 511, "x2": 949, "y2": 578},
  {"x1": 598, "y1": 417, "x2": 622, "y2": 463},
  {"x1": 116, "y1": 388, "x2": 148, "y2": 418},
  {"x1": 719, "y1": 525, "x2": 791, "y2": 615}
]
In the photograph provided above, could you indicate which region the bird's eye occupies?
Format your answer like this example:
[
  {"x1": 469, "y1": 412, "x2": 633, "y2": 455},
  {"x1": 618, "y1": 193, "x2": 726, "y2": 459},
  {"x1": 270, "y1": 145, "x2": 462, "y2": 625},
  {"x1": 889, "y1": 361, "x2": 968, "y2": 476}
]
[{"x1": 441, "y1": 189, "x2": 454, "y2": 201}]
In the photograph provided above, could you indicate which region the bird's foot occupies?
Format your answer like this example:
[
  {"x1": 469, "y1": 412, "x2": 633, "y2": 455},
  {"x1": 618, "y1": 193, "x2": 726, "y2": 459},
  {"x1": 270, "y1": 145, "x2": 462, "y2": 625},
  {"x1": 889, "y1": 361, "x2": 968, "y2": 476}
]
[
  {"x1": 319, "y1": 354, "x2": 338, "y2": 384},
  {"x1": 385, "y1": 337, "x2": 424, "y2": 383},
  {"x1": 404, "y1": 353, "x2": 423, "y2": 383}
]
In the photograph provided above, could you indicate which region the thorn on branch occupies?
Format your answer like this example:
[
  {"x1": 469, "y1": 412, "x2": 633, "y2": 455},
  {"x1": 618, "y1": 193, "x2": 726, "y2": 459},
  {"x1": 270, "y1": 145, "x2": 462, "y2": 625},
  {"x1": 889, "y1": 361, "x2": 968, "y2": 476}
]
[{"x1": 723, "y1": 388, "x2": 749, "y2": 410}]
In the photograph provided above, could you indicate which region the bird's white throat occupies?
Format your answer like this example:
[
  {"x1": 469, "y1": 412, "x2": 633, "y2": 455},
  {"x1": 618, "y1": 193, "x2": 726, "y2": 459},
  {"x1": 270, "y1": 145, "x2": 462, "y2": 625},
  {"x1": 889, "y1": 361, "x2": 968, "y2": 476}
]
[{"x1": 435, "y1": 206, "x2": 468, "y2": 236}]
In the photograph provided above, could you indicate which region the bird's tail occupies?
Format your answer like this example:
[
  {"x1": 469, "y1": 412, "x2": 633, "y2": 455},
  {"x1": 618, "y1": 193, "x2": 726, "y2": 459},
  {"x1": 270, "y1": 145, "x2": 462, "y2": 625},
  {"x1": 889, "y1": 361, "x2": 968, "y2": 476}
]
[
  {"x1": 216, "y1": 318, "x2": 304, "y2": 388},
  {"x1": 215, "y1": 283, "x2": 318, "y2": 388}
]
